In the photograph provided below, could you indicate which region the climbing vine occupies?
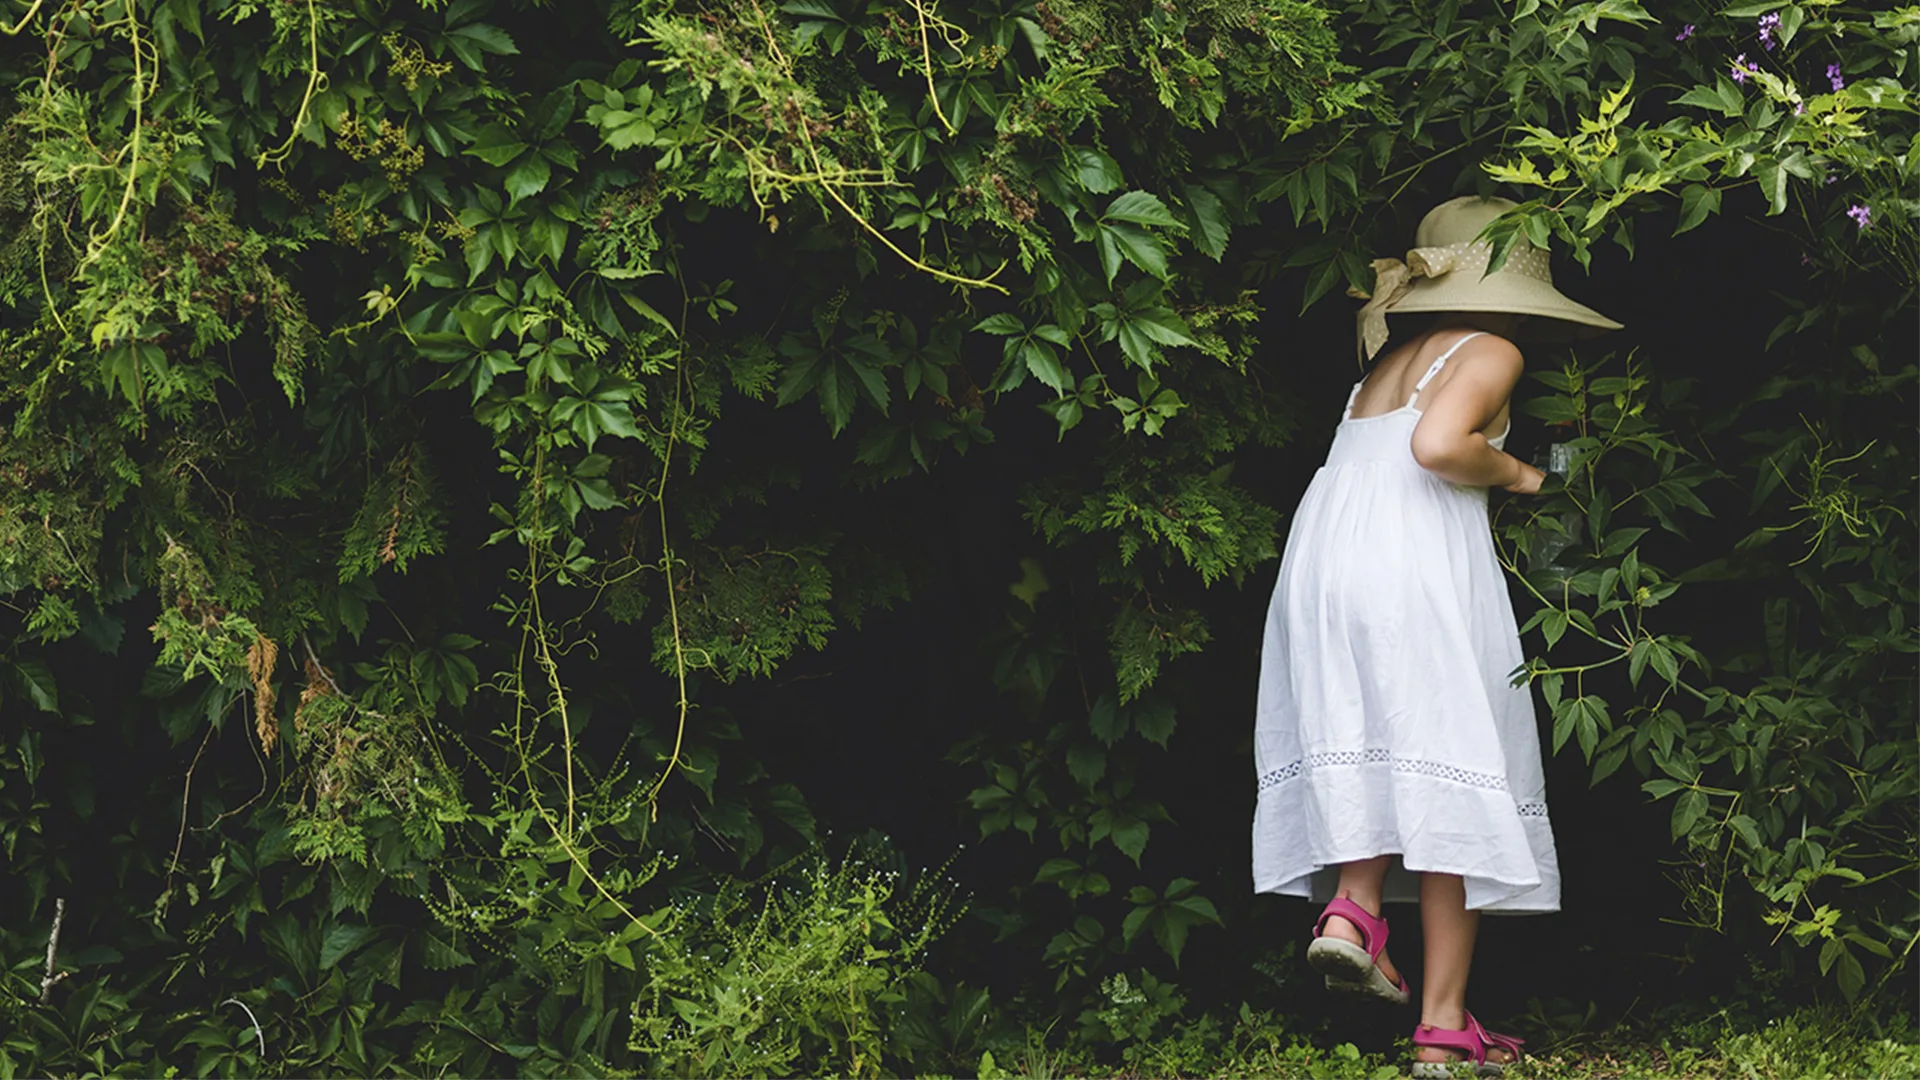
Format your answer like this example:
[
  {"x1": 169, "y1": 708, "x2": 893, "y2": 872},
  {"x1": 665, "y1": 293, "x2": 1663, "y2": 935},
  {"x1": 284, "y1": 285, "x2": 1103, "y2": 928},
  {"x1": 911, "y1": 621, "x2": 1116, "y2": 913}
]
[{"x1": 0, "y1": 0, "x2": 1911, "y2": 1074}]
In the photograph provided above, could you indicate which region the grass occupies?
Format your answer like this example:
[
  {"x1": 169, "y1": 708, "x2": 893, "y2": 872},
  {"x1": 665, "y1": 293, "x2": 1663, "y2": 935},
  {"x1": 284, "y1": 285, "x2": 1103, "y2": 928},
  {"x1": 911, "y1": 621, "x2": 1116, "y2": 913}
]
[{"x1": 967, "y1": 996, "x2": 1920, "y2": 1080}]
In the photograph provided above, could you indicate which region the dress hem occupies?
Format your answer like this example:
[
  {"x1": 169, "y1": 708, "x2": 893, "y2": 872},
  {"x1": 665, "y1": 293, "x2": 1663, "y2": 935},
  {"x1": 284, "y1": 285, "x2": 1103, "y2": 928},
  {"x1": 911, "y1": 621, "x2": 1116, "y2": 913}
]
[{"x1": 1251, "y1": 864, "x2": 1561, "y2": 915}]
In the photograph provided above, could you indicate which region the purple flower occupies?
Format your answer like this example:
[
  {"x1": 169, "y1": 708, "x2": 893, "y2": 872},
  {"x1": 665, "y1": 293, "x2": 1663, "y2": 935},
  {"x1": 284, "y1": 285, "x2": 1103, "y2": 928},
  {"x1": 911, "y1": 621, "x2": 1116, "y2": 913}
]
[
  {"x1": 1758, "y1": 12, "x2": 1780, "y2": 51},
  {"x1": 1675, "y1": 23, "x2": 1695, "y2": 42},
  {"x1": 1731, "y1": 54, "x2": 1754, "y2": 83},
  {"x1": 1827, "y1": 63, "x2": 1845, "y2": 91},
  {"x1": 1847, "y1": 204, "x2": 1871, "y2": 231},
  {"x1": 1794, "y1": 100, "x2": 1806, "y2": 115}
]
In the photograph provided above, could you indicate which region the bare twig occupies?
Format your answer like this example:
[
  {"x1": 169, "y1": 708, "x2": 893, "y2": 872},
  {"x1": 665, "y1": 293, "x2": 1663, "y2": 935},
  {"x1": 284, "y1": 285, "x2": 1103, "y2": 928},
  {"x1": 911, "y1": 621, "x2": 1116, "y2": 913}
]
[
  {"x1": 166, "y1": 721, "x2": 218, "y2": 884},
  {"x1": 38, "y1": 891, "x2": 67, "y2": 999},
  {"x1": 301, "y1": 633, "x2": 347, "y2": 697},
  {"x1": 39, "y1": 897, "x2": 66, "y2": 1002},
  {"x1": 219, "y1": 997, "x2": 267, "y2": 1058}
]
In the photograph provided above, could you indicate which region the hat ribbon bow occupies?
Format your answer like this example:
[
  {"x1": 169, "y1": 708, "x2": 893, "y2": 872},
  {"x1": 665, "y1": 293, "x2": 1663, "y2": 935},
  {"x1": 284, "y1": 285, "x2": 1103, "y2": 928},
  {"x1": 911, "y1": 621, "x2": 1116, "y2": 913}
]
[{"x1": 1346, "y1": 242, "x2": 1484, "y2": 364}]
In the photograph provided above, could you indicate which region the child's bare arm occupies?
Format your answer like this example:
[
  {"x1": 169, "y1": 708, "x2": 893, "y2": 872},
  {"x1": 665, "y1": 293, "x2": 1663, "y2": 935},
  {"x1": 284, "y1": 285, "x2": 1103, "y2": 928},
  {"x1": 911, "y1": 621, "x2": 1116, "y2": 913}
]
[{"x1": 1408, "y1": 338, "x2": 1546, "y2": 492}]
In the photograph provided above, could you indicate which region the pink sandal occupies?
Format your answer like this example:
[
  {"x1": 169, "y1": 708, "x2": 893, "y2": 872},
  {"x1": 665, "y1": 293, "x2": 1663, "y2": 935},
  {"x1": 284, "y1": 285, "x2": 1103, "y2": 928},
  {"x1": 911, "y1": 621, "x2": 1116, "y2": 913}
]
[
  {"x1": 1409, "y1": 1011, "x2": 1526, "y2": 1077},
  {"x1": 1306, "y1": 896, "x2": 1410, "y2": 1005}
]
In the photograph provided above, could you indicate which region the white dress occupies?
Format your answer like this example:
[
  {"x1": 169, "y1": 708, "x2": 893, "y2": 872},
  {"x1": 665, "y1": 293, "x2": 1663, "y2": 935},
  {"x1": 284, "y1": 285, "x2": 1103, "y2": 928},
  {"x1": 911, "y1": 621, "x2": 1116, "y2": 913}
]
[{"x1": 1251, "y1": 332, "x2": 1561, "y2": 913}]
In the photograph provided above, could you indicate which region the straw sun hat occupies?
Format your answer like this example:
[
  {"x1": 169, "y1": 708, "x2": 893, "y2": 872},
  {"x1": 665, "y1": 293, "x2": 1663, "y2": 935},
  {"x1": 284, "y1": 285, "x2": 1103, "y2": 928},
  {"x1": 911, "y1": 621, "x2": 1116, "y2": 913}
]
[{"x1": 1349, "y1": 195, "x2": 1623, "y2": 362}]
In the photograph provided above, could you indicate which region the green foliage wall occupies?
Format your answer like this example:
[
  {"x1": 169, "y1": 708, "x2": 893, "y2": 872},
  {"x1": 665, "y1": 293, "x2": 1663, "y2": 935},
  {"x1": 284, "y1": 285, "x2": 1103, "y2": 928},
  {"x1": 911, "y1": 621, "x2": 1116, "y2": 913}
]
[{"x1": 0, "y1": 0, "x2": 1912, "y2": 1074}]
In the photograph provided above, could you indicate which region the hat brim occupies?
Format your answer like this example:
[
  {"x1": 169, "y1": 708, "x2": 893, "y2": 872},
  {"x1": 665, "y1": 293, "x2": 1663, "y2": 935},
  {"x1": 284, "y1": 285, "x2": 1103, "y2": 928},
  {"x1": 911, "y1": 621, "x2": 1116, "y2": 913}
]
[{"x1": 1386, "y1": 269, "x2": 1623, "y2": 332}]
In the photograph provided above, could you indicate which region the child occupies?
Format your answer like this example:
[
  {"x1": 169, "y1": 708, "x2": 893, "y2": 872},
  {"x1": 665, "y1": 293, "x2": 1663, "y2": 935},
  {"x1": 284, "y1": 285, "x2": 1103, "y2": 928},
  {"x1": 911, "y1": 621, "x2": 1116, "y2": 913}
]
[{"x1": 1251, "y1": 196, "x2": 1622, "y2": 1078}]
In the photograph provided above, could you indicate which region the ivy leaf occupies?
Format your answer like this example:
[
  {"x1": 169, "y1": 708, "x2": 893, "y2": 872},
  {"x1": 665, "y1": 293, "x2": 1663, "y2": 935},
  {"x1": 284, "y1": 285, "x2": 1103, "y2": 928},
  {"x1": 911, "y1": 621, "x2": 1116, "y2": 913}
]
[
  {"x1": 465, "y1": 124, "x2": 528, "y2": 167},
  {"x1": 816, "y1": 361, "x2": 854, "y2": 435},
  {"x1": 600, "y1": 111, "x2": 658, "y2": 150},
  {"x1": 842, "y1": 353, "x2": 890, "y2": 415},
  {"x1": 464, "y1": 235, "x2": 494, "y2": 284},
  {"x1": 1110, "y1": 817, "x2": 1150, "y2": 865},
  {"x1": 1073, "y1": 147, "x2": 1123, "y2": 193},
  {"x1": 1104, "y1": 191, "x2": 1179, "y2": 227},
  {"x1": 320, "y1": 924, "x2": 378, "y2": 970},
  {"x1": 776, "y1": 350, "x2": 826, "y2": 406},
  {"x1": 445, "y1": 23, "x2": 518, "y2": 72},
  {"x1": 7, "y1": 657, "x2": 59, "y2": 712},
  {"x1": 1088, "y1": 693, "x2": 1127, "y2": 745},
  {"x1": 1128, "y1": 307, "x2": 1196, "y2": 347},
  {"x1": 1066, "y1": 743, "x2": 1106, "y2": 789},
  {"x1": 421, "y1": 927, "x2": 475, "y2": 970},
  {"x1": 574, "y1": 477, "x2": 618, "y2": 511},
  {"x1": 504, "y1": 154, "x2": 551, "y2": 203},
  {"x1": 1184, "y1": 184, "x2": 1229, "y2": 260},
  {"x1": 1107, "y1": 223, "x2": 1168, "y2": 280},
  {"x1": 535, "y1": 85, "x2": 577, "y2": 141},
  {"x1": 1094, "y1": 229, "x2": 1125, "y2": 286},
  {"x1": 1130, "y1": 698, "x2": 1176, "y2": 746},
  {"x1": 1021, "y1": 338, "x2": 1069, "y2": 393}
]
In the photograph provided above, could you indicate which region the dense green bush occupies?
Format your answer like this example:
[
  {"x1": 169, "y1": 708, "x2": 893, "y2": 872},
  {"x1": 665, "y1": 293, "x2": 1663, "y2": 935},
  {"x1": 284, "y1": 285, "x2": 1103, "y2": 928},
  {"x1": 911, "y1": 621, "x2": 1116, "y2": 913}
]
[{"x1": 0, "y1": 0, "x2": 1911, "y2": 1074}]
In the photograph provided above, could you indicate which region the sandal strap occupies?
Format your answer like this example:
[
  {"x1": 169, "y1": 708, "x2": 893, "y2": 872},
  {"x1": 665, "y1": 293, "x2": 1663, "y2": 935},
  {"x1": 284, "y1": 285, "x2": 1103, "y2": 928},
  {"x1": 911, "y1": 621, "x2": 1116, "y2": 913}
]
[
  {"x1": 1312, "y1": 896, "x2": 1388, "y2": 960},
  {"x1": 1412, "y1": 1012, "x2": 1526, "y2": 1067},
  {"x1": 1466, "y1": 1012, "x2": 1526, "y2": 1057},
  {"x1": 1411, "y1": 1023, "x2": 1486, "y2": 1064}
]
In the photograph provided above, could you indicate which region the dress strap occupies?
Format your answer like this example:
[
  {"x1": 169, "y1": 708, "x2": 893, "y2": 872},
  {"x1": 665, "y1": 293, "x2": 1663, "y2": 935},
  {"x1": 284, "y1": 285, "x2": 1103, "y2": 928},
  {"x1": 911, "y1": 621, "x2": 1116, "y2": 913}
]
[
  {"x1": 1406, "y1": 331, "x2": 1487, "y2": 408},
  {"x1": 1342, "y1": 382, "x2": 1363, "y2": 420}
]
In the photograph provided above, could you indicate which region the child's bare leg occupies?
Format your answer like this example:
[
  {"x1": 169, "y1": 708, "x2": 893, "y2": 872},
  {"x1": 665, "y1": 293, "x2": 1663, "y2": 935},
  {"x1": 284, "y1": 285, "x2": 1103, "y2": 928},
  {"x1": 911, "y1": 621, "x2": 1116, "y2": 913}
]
[
  {"x1": 1415, "y1": 872, "x2": 1514, "y2": 1064},
  {"x1": 1321, "y1": 855, "x2": 1401, "y2": 987}
]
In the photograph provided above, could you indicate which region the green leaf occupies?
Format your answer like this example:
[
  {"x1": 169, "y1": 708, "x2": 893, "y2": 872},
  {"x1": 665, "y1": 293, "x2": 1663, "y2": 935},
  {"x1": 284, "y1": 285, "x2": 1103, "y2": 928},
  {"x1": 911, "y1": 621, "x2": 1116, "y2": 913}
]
[
  {"x1": 1154, "y1": 911, "x2": 1193, "y2": 966},
  {"x1": 466, "y1": 124, "x2": 528, "y2": 167},
  {"x1": 7, "y1": 658, "x2": 58, "y2": 712},
  {"x1": 1074, "y1": 147, "x2": 1123, "y2": 193},
  {"x1": 1777, "y1": 5, "x2": 1804, "y2": 47},
  {"x1": 1021, "y1": 340, "x2": 1069, "y2": 393},
  {"x1": 1089, "y1": 694, "x2": 1127, "y2": 745},
  {"x1": 843, "y1": 356, "x2": 890, "y2": 414},
  {"x1": 504, "y1": 155, "x2": 551, "y2": 202},
  {"x1": 1835, "y1": 947, "x2": 1865, "y2": 1001},
  {"x1": 1105, "y1": 223, "x2": 1168, "y2": 280},
  {"x1": 321, "y1": 924, "x2": 378, "y2": 970},
  {"x1": 1671, "y1": 788, "x2": 1708, "y2": 839},
  {"x1": 1184, "y1": 184, "x2": 1229, "y2": 260},
  {"x1": 1755, "y1": 159, "x2": 1789, "y2": 215},
  {"x1": 972, "y1": 313, "x2": 1025, "y2": 336},
  {"x1": 1675, "y1": 80, "x2": 1743, "y2": 118},
  {"x1": 420, "y1": 928, "x2": 475, "y2": 970},
  {"x1": 1104, "y1": 191, "x2": 1179, "y2": 227},
  {"x1": 575, "y1": 477, "x2": 618, "y2": 511},
  {"x1": 1675, "y1": 184, "x2": 1721, "y2": 235},
  {"x1": 1110, "y1": 818, "x2": 1150, "y2": 864},
  {"x1": 447, "y1": 23, "x2": 518, "y2": 56},
  {"x1": 1066, "y1": 743, "x2": 1106, "y2": 788},
  {"x1": 1128, "y1": 307, "x2": 1197, "y2": 347},
  {"x1": 1642, "y1": 779, "x2": 1685, "y2": 800},
  {"x1": 1095, "y1": 229, "x2": 1124, "y2": 286},
  {"x1": 601, "y1": 112, "x2": 658, "y2": 150},
  {"x1": 1172, "y1": 893, "x2": 1221, "y2": 924},
  {"x1": 1131, "y1": 698, "x2": 1176, "y2": 746}
]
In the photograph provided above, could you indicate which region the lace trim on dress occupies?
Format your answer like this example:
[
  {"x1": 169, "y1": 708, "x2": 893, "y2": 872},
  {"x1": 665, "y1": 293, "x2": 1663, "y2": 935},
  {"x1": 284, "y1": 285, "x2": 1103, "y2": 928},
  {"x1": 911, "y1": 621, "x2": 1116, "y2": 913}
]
[{"x1": 1257, "y1": 752, "x2": 1546, "y2": 821}]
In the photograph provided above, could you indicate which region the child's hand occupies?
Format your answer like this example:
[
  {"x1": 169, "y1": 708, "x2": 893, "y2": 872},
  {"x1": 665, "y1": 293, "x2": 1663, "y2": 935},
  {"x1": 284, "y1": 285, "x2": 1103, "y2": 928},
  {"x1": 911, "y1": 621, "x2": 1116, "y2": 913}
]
[{"x1": 1502, "y1": 461, "x2": 1547, "y2": 495}]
